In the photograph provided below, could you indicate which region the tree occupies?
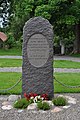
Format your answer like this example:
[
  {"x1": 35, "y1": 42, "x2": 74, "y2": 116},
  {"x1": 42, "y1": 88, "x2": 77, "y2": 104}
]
[
  {"x1": 1, "y1": 0, "x2": 80, "y2": 53},
  {"x1": 35, "y1": 0, "x2": 80, "y2": 53},
  {"x1": 8, "y1": 0, "x2": 49, "y2": 41}
]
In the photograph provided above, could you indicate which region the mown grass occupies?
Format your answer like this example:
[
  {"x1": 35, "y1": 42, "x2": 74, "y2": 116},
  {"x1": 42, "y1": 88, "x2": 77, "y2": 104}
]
[
  {"x1": 0, "y1": 59, "x2": 80, "y2": 68},
  {"x1": 0, "y1": 72, "x2": 80, "y2": 94},
  {"x1": 0, "y1": 58, "x2": 22, "y2": 67},
  {"x1": 70, "y1": 54, "x2": 80, "y2": 57},
  {"x1": 54, "y1": 73, "x2": 80, "y2": 93},
  {"x1": 0, "y1": 72, "x2": 21, "y2": 94},
  {"x1": 54, "y1": 60, "x2": 80, "y2": 68},
  {"x1": 0, "y1": 48, "x2": 22, "y2": 56}
]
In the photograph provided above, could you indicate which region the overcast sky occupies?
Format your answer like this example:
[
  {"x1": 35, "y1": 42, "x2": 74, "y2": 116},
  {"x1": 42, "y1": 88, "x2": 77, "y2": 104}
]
[{"x1": 0, "y1": 18, "x2": 3, "y2": 28}]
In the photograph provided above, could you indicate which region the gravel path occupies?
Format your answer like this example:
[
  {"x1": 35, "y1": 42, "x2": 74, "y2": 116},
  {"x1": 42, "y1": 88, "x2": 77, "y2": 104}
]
[
  {"x1": 0, "y1": 55, "x2": 80, "y2": 62},
  {"x1": 0, "y1": 67, "x2": 22, "y2": 72},
  {"x1": 54, "y1": 55, "x2": 80, "y2": 62},
  {"x1": 0, "y1": 67, "x2": 80, "y2": 73},
  {"x1": 0, "y1": 56, "x2": 22, "y2": 59},
  {"x1": 54, "y1": 68, "x2": 80, "y2": 73},
  {"x1": 0, "y1": 93, "x2": 80, "y2": 120}
]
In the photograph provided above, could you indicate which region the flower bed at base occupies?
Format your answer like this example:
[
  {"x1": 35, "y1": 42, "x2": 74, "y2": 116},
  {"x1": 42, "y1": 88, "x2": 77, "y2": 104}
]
[
  {"x1": 1, "y1": 94, "x2": 77, "y2": 113},
  {"x1": 13, "y1": 93, "x2": 77, "y2": 111},
  {"x1": 14, "y1": 93, "x2": 51, "y2": 110}
]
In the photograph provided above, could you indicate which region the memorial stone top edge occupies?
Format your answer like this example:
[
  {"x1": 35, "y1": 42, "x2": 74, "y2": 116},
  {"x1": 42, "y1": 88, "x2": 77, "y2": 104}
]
[{"x1": 23, "y1": 16, "x2": 53, "y2": 31}]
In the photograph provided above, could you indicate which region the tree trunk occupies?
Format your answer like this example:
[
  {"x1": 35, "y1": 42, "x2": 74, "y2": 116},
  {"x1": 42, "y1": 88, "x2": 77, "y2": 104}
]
[{"x1": 73, "y1": 24, "x2": 80, "y2": 53}]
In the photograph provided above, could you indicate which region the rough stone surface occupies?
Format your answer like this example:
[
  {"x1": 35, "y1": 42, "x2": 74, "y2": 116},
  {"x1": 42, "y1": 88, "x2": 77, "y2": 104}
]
[
  {"x1": 68, "y1": 100, "x2": 76, "y2": 104},
  {"x1": 51, "y1": 107, "x2": 62, "y2": 113},
  {"x1": 0, "y1": 95, "x2": 8, "y2": 101},
  {"x1": 27, "y1": 103, "x2": 37, "y2": 110},
  {"x1": 22, "y1": 17, "x2": 54, "y2": 98},
  {"x1": 63, "y1": 105, "x2": 71, "y2": 109},
  {"x1": 17, "y1": 110, "x2": 24, "y2": 113},
  {"x1": 65, "y1": 96, "x2": 76, "y2": 101},
  {"x1": 2, "y1": 101, "x2": 10, "y2": 106},
  {"x1": 1, "y1": 105, "x2": 13, "y2": 110},
  {"x1": 8, "y1": 95, "x2": 20, "y2": 102}
]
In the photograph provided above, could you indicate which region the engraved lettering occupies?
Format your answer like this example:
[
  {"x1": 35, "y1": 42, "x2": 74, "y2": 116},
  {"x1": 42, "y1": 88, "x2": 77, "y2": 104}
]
[{"x1": 27, "y1": 34, "x2": 49, "y2": 67}]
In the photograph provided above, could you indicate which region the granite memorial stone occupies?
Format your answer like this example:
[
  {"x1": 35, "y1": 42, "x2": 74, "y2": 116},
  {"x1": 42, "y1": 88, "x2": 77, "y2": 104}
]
[{"x1": 22, "y1": 17, "x2": 54, "y2": 98}]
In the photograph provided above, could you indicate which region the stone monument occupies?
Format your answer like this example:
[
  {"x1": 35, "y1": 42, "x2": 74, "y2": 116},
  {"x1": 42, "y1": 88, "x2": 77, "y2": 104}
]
[{"x1": 22, "y1": 17, "x2": 54, "y2": 99}]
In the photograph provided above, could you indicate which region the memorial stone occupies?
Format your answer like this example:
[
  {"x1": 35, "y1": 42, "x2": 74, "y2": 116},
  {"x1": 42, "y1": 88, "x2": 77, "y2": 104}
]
[{"x1": 22, "y1": 17, "x2": 54, "y2": 98}]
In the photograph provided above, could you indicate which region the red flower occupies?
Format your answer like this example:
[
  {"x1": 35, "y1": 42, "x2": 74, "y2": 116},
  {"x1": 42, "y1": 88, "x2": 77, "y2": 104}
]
[
  {"x1": 29, "y1": 93, "x2": 38, "y2": 98},
  {"x1": 24, "y1": 93, "x2": 27, "y2": 97},
  {"x1": 29, "y1": 93, "x2": 34, "y2": 97},
  {"x1": 33, "y1": 93, "x2": 38, "y2": 97},
  {"x1": 24, "y1": 93, "x2": 30, "y2": 100},
  {"x1": 24, "y1": 93, "x2": 48, "y2": 101},
  {"x1": 41, "y1": 94, "x2": 48, "y2": 100}
]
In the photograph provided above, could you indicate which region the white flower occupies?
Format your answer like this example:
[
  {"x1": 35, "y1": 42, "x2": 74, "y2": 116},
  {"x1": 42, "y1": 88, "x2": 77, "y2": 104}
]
[
  {"x1": 41, "y1": 97, "x2": 44, "y2": 100},
  {"x1": 33, "y1": 97, "x2": 38, "y2": 103},
  {"x1": 35, "y1": 96, "x2": 38, "y2": 99},
  {"x1": 37, "y1": 95, "x2": 41, "y2": 99},
  {"x1": 30, "y1": 97, "x2": 34, "y2": 99}
]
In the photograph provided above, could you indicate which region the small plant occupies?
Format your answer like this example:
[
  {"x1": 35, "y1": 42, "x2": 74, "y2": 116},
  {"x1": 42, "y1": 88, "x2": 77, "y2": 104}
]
[
  {"x1": 14, "y1": 98, "x2": 30, "y2": 109},
  {"x1": 52, "y1": 97, "x2": 67, "y2": 106},
  {"x1": 37, "y1": 102, "x2": 50, "y2": 110}
]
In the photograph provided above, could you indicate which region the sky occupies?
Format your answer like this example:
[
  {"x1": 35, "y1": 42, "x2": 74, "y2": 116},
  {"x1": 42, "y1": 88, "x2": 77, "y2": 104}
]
[{"x1": 0, "y1": 18, "x2": 3, "y2": 28}]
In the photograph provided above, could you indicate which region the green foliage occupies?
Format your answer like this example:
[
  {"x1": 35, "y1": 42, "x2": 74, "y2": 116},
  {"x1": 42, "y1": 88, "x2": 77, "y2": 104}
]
[
  {"x1": 14, "y1": 98, "x2": 30, "y2": 109},
  {"x1": 1, "y1": 0, "x2": 80, "y2": 52},
  {"x1": 35, "y1": 5, "x2": 51, "y2": 19},
  {"x1": 5, "y1": 33, "x2": 16, "y2": 48},
  {"x1": 52, "y1": 97, "x2": 67, "y2": 106},
  {"x1": 37, "y1": 102, "x2": 50, "y2": 110},
  {"x1": 70, "y1": 53, "x2": 80, "y2": 57}
]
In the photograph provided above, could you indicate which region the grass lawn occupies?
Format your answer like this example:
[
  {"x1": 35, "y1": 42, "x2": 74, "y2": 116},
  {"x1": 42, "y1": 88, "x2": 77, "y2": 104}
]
[
  {"x1": 0, "y1": 59, "x2": 80, "y2": 68},
  {"x1": 0, "y1": 72, "x2": 80, "y2": 94},
  {"x1": 54, "y1": 60, "x2": 80, "y2": 68},
  {"x1": 54, "y1": 73, "x2": 80, "y2": 93},
  {"x1": 0, "y1": 58, "x2": 22, "y2": 67},
  {"x1": 70, "y1": 54, "x2": 80, "y2": 57},
  {"x1": 0, "y1": 48, "x2": 22, "y2": 56},
  {"x1": 0, "y1": 72, "x2": 21, "y2": 94}
]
